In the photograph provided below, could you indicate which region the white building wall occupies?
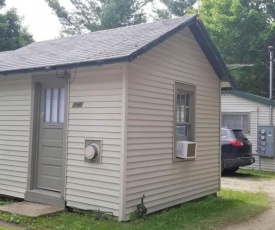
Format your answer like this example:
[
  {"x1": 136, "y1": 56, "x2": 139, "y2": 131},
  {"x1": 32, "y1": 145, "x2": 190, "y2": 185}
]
[
  {"x1": 0, "y1": 76, "x2": 31, "y2": 198},
  {"x1": 125, "y1": 27, "x2": 221, "y2": 218},
  {"x1": 65, "y1": 64, "x2": 123, "y2": 216},
  {"x1": 221, "y1": 93, "x2": 275, "y2": 171}
]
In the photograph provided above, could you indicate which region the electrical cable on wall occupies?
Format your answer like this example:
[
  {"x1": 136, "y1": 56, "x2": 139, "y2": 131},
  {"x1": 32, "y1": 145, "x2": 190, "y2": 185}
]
[
  {"x1": 55, "y1": 63, "x2": 79, "y2": 84},
  {"x1": 68, "y1": 63, "x2": 78, "y2": 85}
]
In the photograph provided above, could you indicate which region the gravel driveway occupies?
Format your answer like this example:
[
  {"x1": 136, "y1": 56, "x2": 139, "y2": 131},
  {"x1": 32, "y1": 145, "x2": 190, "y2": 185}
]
[{"x1": 221, "y1": 174, "x2": 275, "y2": 230}]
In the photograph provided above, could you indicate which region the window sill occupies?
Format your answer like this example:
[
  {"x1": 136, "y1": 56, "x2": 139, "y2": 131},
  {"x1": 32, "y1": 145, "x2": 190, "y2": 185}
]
[{"x1": 173, "y1": 157, "x2": 196, "y2": 163}]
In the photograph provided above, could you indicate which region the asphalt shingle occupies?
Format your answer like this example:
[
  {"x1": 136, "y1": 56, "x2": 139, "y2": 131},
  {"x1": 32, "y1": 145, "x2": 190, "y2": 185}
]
[{"x1": 0, "y1": 15, "x2": 195, "y2": 73}]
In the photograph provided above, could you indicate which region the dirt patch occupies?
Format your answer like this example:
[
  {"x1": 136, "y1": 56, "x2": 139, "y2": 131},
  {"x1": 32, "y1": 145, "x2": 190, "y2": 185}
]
[
  {"x1": 222, "y1": 177, "x2": 275, "y2": 195},
  {"x1": 0, "y1": 220, "x2": 23, "y2": 230},
  {"x1": 222, "y1": 175, "x2": 275, "y2": 230}
]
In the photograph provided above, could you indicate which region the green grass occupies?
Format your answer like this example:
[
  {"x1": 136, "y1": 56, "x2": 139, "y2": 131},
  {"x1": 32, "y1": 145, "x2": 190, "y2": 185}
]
[
  {"x1": 0, "y1": 197, "x2": 16, "y2": 206},
  {"x1": 0, "y1": 200, "x2": 9, "y2": 206},
  {"x1": 0, "y1": 227, "x2": 8, "y2": 230},
  {"x1": 234, "y1": 169, "x2": 275, "y2": 180},
  {"x1": 0, "y1": 189, "x2": 271, "y2": 230}
]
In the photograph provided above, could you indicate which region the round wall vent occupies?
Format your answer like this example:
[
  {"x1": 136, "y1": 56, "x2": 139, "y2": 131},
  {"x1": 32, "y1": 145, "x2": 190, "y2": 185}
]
[{"x1": 84, "y1": 143, "x2": 100, "y2": 160}]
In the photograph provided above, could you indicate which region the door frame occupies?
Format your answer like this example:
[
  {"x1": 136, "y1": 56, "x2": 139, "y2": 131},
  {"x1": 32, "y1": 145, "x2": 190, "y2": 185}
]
[{"x1": 26, "y1": 75, "x2": 68, "y2": 202}]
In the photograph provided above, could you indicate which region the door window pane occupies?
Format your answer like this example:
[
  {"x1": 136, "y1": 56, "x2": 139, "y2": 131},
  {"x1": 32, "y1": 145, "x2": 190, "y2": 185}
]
[
  {"x1": 44, "y1": 89, "x2": 51, "y2": 122},
  {"x1": 44, "y1": 87, "x2": 65, "y2": 123},
  {"x1": 59, "y1": 88, "x2": 65, "y2": 123},
  {"x1": 51, "y1": 88, "x2": 59, "y2": 123}
]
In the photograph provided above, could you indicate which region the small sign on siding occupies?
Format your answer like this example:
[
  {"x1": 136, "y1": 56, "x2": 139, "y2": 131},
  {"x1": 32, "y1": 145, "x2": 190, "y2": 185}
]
[{"x1": 72, "y1": 102, "x2": 84, "y2": 108}]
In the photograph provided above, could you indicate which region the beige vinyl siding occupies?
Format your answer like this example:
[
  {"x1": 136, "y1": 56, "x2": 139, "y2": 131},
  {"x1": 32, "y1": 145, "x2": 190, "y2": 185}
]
[
  {"x1": 221, "y1": 93, "x2": 275, "y2": 171},
  {"x1": 66, "y1": 64, "x2": 123, "y2": 216},
  {"x1": 125, "y1": 27, "x2": 221, "y2": 217},
  {"x1": 0, "y1": 76, "x2": 31, "y2": 198}
]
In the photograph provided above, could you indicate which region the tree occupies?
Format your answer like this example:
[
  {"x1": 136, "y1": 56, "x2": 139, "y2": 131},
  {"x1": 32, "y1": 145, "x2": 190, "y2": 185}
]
[
  {"x1": 0, "y1": 0, "x2": 4, "y2": 7},
  {"x1": 200, "y1": 0, "x2": 275, "y2": 97},
  {"x1": 45, "y1": 0, "x2": 154, "y2": 35},
  {"x1": 155, "y1": 0, "x2": 196, "y2": 20},
  {"x1": 0, "y1": 0, "x2": 33, "y2": 52}
]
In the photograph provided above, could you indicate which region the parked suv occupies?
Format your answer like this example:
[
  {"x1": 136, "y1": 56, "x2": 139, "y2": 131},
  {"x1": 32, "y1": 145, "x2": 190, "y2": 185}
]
[{"x1": 221, "y1": 128, "x2": 255, "y2": 173}]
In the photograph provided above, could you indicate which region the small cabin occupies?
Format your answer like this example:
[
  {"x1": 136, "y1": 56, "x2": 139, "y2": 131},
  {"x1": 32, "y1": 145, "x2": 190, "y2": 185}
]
[{"x1": 0, "y1": 15, "x2": 233, "y2": 221}]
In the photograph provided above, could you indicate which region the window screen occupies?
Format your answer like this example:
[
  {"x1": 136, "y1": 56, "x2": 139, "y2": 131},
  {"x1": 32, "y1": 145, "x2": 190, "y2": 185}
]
[
  {"x1": 44, "y1": 88, "x2": 65, "y2": 123},
  {"x1": 222, "y1": 113, "x2": 250, "y2": 132}
]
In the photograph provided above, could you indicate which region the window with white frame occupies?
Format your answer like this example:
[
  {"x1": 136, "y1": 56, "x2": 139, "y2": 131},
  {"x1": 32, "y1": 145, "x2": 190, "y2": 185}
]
[
  {"x1": 222, "y1": 113, "x2": 250, "y2": 133},
  {"x1": 174, "y1": 83, "x2": 195, "y2": 160}
]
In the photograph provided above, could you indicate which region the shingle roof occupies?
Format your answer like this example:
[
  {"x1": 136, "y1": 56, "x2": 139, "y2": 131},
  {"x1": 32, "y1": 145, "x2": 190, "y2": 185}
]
[
  {"x1": 0, "y1": 15, "x2": 195, "y2": 73},
  {"x1": 0, "y1": 14, "x2": 235, "y2": 87}
]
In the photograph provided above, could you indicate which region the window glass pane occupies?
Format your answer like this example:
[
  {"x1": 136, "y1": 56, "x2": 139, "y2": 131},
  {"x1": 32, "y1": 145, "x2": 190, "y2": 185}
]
[
  {"x1": 180, "y1": 94, "x2": 185, "y2": 122},
  {"x1": 186, "y1": 94, "x2": 190, "y2": 107},
  {"x1": 222, "y1": 114, "x2": 249, "y2": 132},
  {"x1": 242, "y1": 115, "x2": 248, "y2": 132},
  {"x1": 177, "y1": 93, "x2": 180, "y2": 123},
  {"x1": 186, "y1": 94, "x2": 190, "y2": 122},
  {"x1": 176, "y1": 125, "x2": 188, "y2": 140},
  {"x1": 222, "y1": 115, "x2": 232, "y2": 128},
  {"x1": 59, "y1": 88, "x2": 65, "y2": 123},
  {"x1": 186, "y1": 108, "x2": 190, "y2": 123},
  {"x1": 44, "y1": 89, "x2": 51, "y2": 122},
  {"x1": 51, "y1": 88, "x2": 59, "y2": 123},
  {"x1": 234, "y1": 116, "x2": 242, "y2": 129},
  {"x1": 175, "y1": 85, "x2": 194, "y2": 149}
]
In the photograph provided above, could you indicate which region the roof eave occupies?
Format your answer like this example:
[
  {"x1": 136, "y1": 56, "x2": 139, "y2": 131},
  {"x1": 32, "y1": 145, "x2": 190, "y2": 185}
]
[
  {"x1": 0, "y1": 56, "x2": 131, "y2": 76},
  {"x1": 0, "y1": 15, "x2": 236, "y2": 87},
  {"x1": 223, "y1": 89, "x2": 275, "y2": 107}
]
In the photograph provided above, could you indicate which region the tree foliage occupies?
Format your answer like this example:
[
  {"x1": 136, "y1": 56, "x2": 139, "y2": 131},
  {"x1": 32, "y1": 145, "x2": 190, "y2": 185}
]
[
  {"x1": 200, "y1": 0, "x2": 275, "y2": 97},
  {"x1": 0, "y1": 0, "x2": 5, "y2": 8},
  {"x1": 155, "y1": 0, "x2": 196, "y2": 20},
  {"x1": 0, "y1": 0, "x2": 33, "y2": 52},
  {"x1": 45, "y1": 0, "x2": 154, "y2": 35}
]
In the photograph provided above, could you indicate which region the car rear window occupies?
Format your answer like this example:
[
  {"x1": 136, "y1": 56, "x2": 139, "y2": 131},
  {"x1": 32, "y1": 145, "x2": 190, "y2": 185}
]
[
  {"x1": 221, "y1": 130, "x2": 226, "y2": 137},
  {"x1": 232, "y1": 130, "x2": 248, "y2": 140}
]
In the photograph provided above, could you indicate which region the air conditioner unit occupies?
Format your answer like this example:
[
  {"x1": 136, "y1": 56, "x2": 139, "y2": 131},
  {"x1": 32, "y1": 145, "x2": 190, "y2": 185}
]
[{"x1": 176, "y1": 141, "x2": 197, "y2": 159}]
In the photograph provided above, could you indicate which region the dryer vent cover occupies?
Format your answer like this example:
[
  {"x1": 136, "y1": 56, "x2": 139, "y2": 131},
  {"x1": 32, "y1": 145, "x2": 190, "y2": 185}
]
[{"x1": 84, "y1": 139, "x2": 102, "y2": 163}]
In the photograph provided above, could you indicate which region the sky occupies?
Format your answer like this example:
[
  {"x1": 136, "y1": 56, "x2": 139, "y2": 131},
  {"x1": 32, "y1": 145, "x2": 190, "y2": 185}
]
[
  {"x1": 5, "y1": 0, "x2": 167, "y2": 42},
  {"x1": 6, "y1": 0, "x2": 74, "y2": 41}
]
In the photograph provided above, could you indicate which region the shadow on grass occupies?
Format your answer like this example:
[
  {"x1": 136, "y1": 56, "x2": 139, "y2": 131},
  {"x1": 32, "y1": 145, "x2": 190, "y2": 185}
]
[{"x1": 222, "y1": 172, "x2": 259, "y2": 179}]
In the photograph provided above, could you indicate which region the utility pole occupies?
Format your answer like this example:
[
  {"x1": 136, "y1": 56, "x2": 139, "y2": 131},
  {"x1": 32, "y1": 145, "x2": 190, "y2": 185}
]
[{"x1": 268, "y1": 46, "x2": 274, "y2": 126}]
